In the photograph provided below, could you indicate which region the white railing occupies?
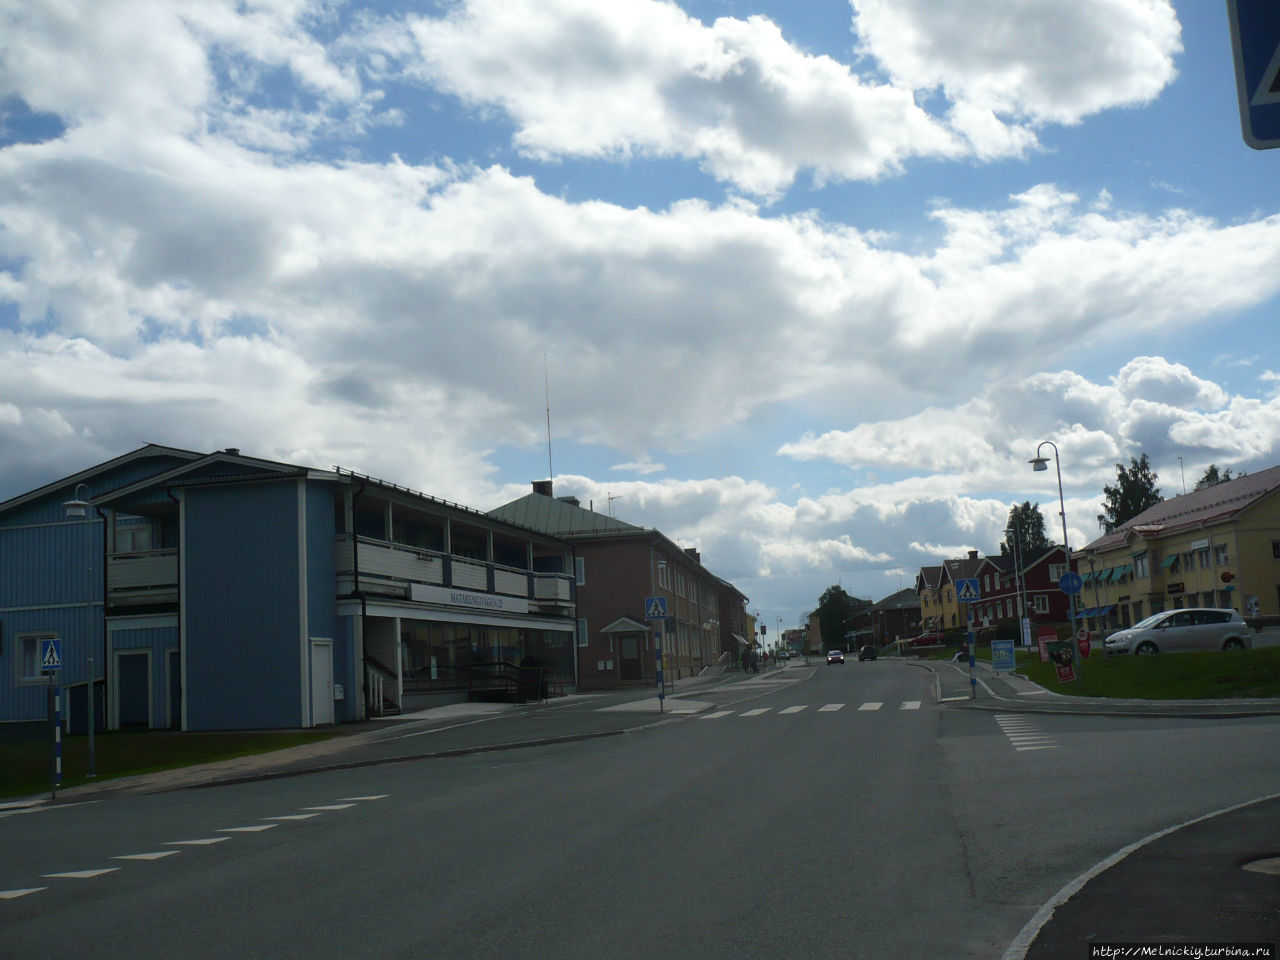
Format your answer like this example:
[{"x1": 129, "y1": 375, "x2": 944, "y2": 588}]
[
  {"x1": 366, "y1": 666, "x2": 384, "y2": 717},
  {"x1": 451, "y1": 559, "x2": 487, "y2": 590},
  {"x1": 337, "y1": 537, "x2": 445, "y2": 586},
  {"x1": 493, "y1": 567, "x2": 527, "y2": 596},
  {"x1": 534, "y1": 575, "x2": 572, "y2": 601},
  {"x1": 107, "y1": 550, "x2": 178, "y2": 591}
]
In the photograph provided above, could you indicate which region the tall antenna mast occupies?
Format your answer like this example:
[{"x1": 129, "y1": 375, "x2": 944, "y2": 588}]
[{"x1": 544, "y1": 354, "x2": 554, "y2": 484}]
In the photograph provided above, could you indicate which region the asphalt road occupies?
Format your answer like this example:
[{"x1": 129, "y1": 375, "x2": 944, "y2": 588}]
[{"x1": 2, "y1": 660, "x2": 1278, "y2": 959}]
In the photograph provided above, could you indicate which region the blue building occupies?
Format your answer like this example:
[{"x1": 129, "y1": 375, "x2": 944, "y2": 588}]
[{"x1": 0, "y1": 446, "x2": 578, "y2": 732}]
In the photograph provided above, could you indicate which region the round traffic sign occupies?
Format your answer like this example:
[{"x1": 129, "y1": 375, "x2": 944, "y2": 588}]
[{"x1": 1059, "y1": 571, "x2": 1083, "y2": 595}]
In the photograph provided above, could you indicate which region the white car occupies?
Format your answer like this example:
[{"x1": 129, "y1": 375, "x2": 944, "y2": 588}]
[
  {"x1": 1103, "y1": 608, "x2": 1253, "y2": 655},
  {"x1": 827, "y1": 649, "x2": 845, "y2": 664}
]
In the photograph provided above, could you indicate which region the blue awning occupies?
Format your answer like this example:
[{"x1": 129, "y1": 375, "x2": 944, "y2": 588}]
[{"x1": 1078, "y1": 606, "x2": 1095, "y2": 617}]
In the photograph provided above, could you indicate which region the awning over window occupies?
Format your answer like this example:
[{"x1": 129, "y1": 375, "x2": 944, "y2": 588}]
[
  {"x1": 1078, "y1": 607, "x2": 1096, "y2": 617},
  {"x1": 1161, "y1": 554, "x2": 1178, "y2": 569}
]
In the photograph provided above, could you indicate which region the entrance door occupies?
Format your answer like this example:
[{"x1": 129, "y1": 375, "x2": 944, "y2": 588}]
[
  {"x1": 619, "y1": 635, "x2": 642, "y2": 681},
  {"x1": 310, "y1": 640, "x2": 335, "y2": 725},
  {"x1": 117, "y1": 652, "x2": 150, "y2": 728}
]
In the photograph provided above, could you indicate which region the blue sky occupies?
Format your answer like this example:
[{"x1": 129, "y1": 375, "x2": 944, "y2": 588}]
[{"x1": 2, "y1": 0, "x2": 1278, "y2": 630}]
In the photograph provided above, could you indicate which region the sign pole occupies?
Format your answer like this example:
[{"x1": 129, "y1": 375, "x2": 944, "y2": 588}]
[{"x1": 967, "y1": 602, "x2": 976, "y2": 699}]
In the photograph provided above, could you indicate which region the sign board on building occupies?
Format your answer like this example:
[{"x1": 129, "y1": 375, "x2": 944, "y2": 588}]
[{"x1": 408, "y1": 583, "x2": 530, "y2": 615}]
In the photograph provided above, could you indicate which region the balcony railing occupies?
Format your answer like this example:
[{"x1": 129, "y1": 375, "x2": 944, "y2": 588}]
[
  {"x1": 106, "y1": 550, "x2": 179, "y2": 607},
  {"x1": 336, "y1": 535, "x2": 573, "y2": 611}
]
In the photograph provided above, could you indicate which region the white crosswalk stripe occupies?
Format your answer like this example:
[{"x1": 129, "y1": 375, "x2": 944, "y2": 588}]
[
  {"x1": 900, "y1": 701, "x2": 921, "y2": 710},
  {"x1": 994, "y1": 714, "x2": 1057, "y2": 751},
  {"x1": 741, "y1": 708, "x2": 771, "y2": 716},
  {"x1": 857, "y1": 702, "x2": 883, "y2": 711},
  {"x1": 695, "y1": 701, "x2": 928, "y2": 719},
  {"x1": 818, "y1": 703, "x2": 844, "y2": 712}
]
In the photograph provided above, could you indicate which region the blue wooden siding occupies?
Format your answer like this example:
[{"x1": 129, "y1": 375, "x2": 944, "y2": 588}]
[
  {"x1": 182, "y1": 481, "x2": 304, "y2": 730},
  {"x1": 112, "y1": 624, "x2": 179, "y2": 728},
  {"x1": 0, "y1": 519, "x2": 104, "y2": 722},
  {"x1": 305, "y1": 482, "x2": 345, "y2": 721}
]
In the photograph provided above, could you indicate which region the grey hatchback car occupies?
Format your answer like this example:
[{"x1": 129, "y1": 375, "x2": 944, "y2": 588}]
[{"x1": 1103, "y1": 608, "x2": 1253, "y2": 655}]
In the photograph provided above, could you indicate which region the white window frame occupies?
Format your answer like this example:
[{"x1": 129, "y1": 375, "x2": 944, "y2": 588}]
[
  {"x1": 17, "y1": 632, "x2": 57, "y2": 685},
  {"x1": 575, "y1": 556, "x2": 585, "y2": 586},
  {"x1": 1048, "y1": 563, "x2": 1067, "y2": 582},
  {"x1": 1033, "y1": 595, "x2": 1049, "y2": 614}
]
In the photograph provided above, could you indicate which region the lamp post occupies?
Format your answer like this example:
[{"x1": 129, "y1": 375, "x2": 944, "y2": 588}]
[
  {"x1": 1005, "y1": 521, "x2": 1028, "y2": 644},
  {"x1": 61, "y1": 483, "x2": 96, "y2": 778},
  {"x1": 1029, "y1": 441, "x2": 1079, "y2": 680}
]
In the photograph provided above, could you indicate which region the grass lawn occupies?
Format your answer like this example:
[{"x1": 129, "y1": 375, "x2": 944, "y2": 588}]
[
  {"x1": 922, "y1": 644, "x2": 1280, "y2": 699},
  {"x1": 1012, "y1": 646, "x2": 1280, "y2": 699},
  {"x1": 0, "y1": 728, "x2": 347, "y2": 800}
]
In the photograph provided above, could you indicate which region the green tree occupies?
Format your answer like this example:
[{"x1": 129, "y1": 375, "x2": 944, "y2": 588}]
[
  {"x1": 1098, "y1": 454, "x2": 1163, "y2": 532},
  {"x1": 1000, "y1": 501, "x2": 1052, "y2": 558},
  {"x1": 814, "y1": 585, "x2": 862, "y2": 651},
  {"x1": 1198, "y1": 464, "x2": 1233, "y2": 487}
]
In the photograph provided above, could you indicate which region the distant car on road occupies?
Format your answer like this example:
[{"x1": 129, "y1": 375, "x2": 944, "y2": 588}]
[
  {"x1": 827, "y1": 649, "x2": 845, "y2": 664},
  {"x1": 858, "y1": 644, "x2": 876, "y2": 661},
  {"x1": 1103, "y1": 608, "x2": 1253, "y2": 655}
]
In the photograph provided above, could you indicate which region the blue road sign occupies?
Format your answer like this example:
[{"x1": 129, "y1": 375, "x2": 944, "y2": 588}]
[
  {"x1": 955, "y1": 578, "x2": 980, "y2": 602},
  {"x1": 644, "y1": 596, "x2": 668, "y2": 619},
  {"x1": 1059, "y1": 571, "x2": 1083, "y2": 595},
  {"x1": 40, "y1": 638, "x2": 62, "y2": 671},
  {"x1": 1228, "y1": 0, "x2": 1280, "y2": 148},
  {"x1": 991, "y1": 639, "x2": 1016, "y2": 673}
]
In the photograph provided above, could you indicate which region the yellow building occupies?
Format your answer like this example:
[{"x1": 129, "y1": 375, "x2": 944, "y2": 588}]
[{"x1": 1076, "y1": 465, "x2": 1280, "y2": 632}]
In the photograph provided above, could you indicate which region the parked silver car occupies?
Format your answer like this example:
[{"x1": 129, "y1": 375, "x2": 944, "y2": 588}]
[{"x1": 1103, "y1": 608, "x2": 1253, "y2": 655}]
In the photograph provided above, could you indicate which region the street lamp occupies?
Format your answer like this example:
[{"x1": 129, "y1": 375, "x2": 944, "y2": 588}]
[
  {"x1": 61, "y1": 482, "x2": 96, "y2": 778},
  {"x1": 1005, "y1": 521, "x2": 1028, "y2": 639},
  {"x1": 1029, "y1": 441, "x2": 1079, "y2": 678}
]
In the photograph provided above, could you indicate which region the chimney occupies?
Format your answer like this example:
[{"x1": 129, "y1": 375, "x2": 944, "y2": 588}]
[
  {"x1": 532, "y1": 480, "x2": 553, "y2": 497},
  {"x1": 557, "y1": 495, "x2": 580, "y2": 507},
  {"x1": 224, "y1": 447, "x2": 241, "y2": 456},
  {"x1": 684, "y1": 547, "x2": 700, "y2": 563},
  {"x1": 967, "y1": 550, "x2": 978, "y2": 560}
]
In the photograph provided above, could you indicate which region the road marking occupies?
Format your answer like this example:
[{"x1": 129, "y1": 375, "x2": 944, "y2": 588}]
[
  {"x1": 741, "y1": 708, "x2": 771, "y2": 716},
  {"x1": 219, "y1": 825, "x2": 278, "y2": 833},
  {"x1": 264, "y1": 814, "x2": 320, "y2": 821},
  {"x1": 817, "y1": 703, "x2": 844, "y2": 712},
  {"x1": 0, "y1": 888, "x2": 46, "y2": 900},
  {"x1": 779, "y1": 705, "x2": 807, "y2": 714},
  {"x1": 165, "y1": 838, "x2": 231, "y2": 846},
  {"x1": 900, "y1": 701, "x2": 922, "y2": 710},
  {"x1": 337, "y1": 795, "x2": 389, "y2": 801},
  {"x1": 302, "y1": 804, "x2": 356, "y2": 811},
  {"x1": 858, "y1": 702, "x2": 883, "y2": 711},
  {"x1": 41, "y1": 868, "x2": 120, "y2": 879},
  {"x1": 995, "y1": 715, "x2": 1057, "y2": 751},
  {"x1": 113, "y1": 851, "x2": 181, "y2": 861},
  {"x1": 700, "y1": 710, "x2": 734, "y2": 719}
]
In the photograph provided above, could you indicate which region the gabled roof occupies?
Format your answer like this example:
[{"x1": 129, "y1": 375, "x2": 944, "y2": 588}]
[
  {"x1": 942, "y1": 556, "x2": 985, "y2": 583},
  {"x1": 1080, "y1": 465, "x2": 1280, "y2": 553},
  {"x1": 94, "y1": 449, "x2": 326, "y2": 506},
  {"x1": 915, "y1": 565, "x2": 943, "y2": 591},
  {"x1": 0, "y1": 443, "x2": 205, "y2": 515}
]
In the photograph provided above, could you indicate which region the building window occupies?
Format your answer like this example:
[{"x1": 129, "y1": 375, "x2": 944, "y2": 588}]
[
  {"x1": 1273, "y1": 540, "x2": 1280, "y2": 560},
  {"x1": 1132, "y1": 553, "x2": 1149, "y2": 579},
  {"x1": 657, "y1": 562, "x2": 670, "y2": 589},
  {"x1": 1213, "y1": 544, "x2": 1229, "y2": 566},
  {"x1": 1049, "y1": 563, "x2": 1067, "y2": 582},
  {"x1": 575, "y1": 557, "x2": 585, "y2": 586},
  {"x1": 17, "y1": 633, "x2": 57, "y2": 684},
  {"x1": 577, "y1": 619, "x2": 588, "y2": 647},
  {"x1": 1033, "y1": 595, "x2": 1048, "y2": 614}
]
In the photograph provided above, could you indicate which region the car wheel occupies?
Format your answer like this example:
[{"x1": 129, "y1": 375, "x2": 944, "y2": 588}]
[
  {"x1": 1134, "y1": 641, "x2": 1159, "y2": 655},
  {"x1": 1223, "y1": 638, "x2": 1244, "y2": 650}
]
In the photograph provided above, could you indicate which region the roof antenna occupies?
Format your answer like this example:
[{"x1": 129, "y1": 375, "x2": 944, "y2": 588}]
[{"x1": 544, "y1": 354, "x2": 554, "y2": 487}]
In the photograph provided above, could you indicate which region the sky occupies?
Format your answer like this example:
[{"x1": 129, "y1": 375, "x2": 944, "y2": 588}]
[{"x1": 2, "y1": 0, "x2": 1278, "y2": 632}]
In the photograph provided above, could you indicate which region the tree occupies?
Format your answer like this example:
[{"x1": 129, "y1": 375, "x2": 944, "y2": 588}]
[
  {"x1": 1198, "y1": 464, "x2": 1233, "y2": 488},
  {"x1": 814, "y1": 585, "x2": 863, "y2": 651},
  {"x1": 1000, "y1": 501, "x2": 1052, "y2": 559},
  {"x1": 1098, "y1": 454, "x2": 1163, "y2": 532}
]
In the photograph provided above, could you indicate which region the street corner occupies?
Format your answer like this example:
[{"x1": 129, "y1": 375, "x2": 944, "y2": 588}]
[{"x1": 596, "y1": 697, "x2": 717, "y2": 715}]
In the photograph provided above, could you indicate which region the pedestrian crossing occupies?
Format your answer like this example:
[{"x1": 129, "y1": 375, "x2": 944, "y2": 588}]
[
  {"x1": 994, "y1": 714, "x2": 1058, "y2": 751},
  {"x1": 698, "y1": 700, "x2": 923, "y2": 718}
]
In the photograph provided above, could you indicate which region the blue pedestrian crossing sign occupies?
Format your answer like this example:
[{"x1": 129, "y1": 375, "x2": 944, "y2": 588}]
[
  {"x1": 644, "y1": 596, "x2": 668, "y2": 620},
  {"x1": 955, "y1": 579, "x2": 980, "y2": 602},
  {"x1": 40, "y1": 638, "x2": 62, "y2": 671},
  {"x1": 1228, "y1": 0, "x2": 1280, "y2": 148}
]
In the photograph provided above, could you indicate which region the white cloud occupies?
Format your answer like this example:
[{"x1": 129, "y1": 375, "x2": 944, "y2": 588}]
[{"x1": 851, "y1": 0, "x2": 1182, "y2": 125}]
